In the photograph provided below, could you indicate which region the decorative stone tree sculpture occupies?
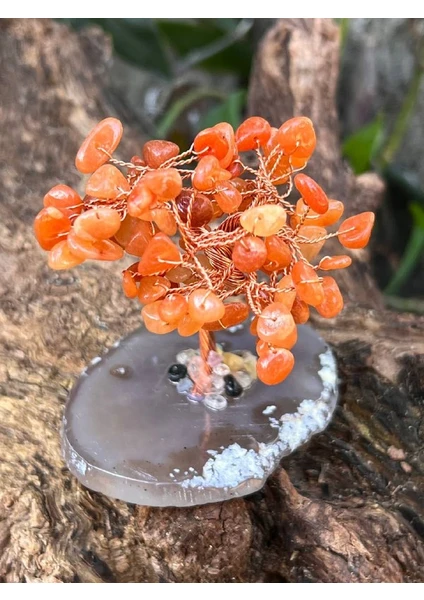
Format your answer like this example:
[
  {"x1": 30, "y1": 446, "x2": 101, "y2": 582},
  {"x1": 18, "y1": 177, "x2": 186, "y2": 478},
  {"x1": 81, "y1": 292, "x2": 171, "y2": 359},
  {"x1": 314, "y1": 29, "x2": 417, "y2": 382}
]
[
  {"x1": 4, "y1": 17, "x2": 424, "y2": 583},
  {"x1": 34, "y1": 114, "x2": 374, "y2": 506}
]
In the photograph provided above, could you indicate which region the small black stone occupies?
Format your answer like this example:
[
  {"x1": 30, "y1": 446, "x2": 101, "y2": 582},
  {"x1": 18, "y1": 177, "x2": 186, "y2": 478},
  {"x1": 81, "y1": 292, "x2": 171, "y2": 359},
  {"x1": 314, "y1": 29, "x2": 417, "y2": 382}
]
[
  {"x1": 224, "y1": 374, "x2": 243, "y2": 397},
  {"x1": 168, "y1": 363, "x2": 187, "y2": 382}
]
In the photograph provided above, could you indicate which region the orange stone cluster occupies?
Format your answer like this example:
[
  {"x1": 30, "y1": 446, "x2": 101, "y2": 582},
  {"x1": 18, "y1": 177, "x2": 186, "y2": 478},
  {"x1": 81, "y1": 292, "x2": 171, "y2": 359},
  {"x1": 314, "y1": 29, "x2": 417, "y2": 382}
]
[{"x1": 34, "y1": 115, "x2": 375, "y2": 386}]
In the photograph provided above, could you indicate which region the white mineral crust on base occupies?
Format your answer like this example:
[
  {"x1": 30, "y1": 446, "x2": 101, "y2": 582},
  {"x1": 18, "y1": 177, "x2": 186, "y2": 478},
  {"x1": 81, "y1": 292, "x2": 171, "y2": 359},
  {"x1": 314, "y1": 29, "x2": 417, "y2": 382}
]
[
  {"x1": 262, "y1": 405, "x2": 277, "y2": 415},
  {"x1": 181, "y1": 348, "x2": 337, "y2": 490}
]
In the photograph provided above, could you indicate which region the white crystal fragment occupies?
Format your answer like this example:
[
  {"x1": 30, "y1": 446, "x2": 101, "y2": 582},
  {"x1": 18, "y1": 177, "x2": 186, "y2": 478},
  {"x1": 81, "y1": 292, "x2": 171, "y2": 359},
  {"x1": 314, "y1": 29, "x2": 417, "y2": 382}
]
[
  {"x1": 176, "y1": 348, "x2": 198, "y2": 365},
  {"x1": 212, "y1": 363, "x2": 230, "y2": 377},
  {"x1": 234, "y1": 370, "x2": 252, "y2": 389},
  {"x1": 204, "y1": 394, "x2": 228, "y2": 411}
]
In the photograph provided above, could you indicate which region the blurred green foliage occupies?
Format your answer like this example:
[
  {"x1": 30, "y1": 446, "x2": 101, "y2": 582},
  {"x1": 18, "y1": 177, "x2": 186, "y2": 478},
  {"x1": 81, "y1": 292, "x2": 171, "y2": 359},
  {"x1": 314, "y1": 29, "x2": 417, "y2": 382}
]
[
  {"x1": 343, "y1": 112, "x2": 424, "y2": 299},
  {"x1": 342, "y1": 115, "x2": 383, "y2": 175},
  {"x1": 342, "y1": 57, "x2": 424, "y2": 301},
  {"x1": 64, "y1": 18, "x2": 253, "y2": 79},
  {"x1": 199, "y1": 90, "x2": 247, "y2": 130},
  {"x1": 385, "y1": 203, "x2": 424, "y2": 296},
  {"x1": 62, "y1": 18, "x2": 253, "y2": 145}
]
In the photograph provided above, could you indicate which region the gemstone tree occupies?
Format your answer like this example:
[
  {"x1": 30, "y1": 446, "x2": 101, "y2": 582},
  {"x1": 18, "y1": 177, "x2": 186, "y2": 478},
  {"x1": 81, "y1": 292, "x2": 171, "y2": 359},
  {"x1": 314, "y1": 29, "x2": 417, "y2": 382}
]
[{"x1": 34, "y1": 115, "x2": 374, "y2": 506}]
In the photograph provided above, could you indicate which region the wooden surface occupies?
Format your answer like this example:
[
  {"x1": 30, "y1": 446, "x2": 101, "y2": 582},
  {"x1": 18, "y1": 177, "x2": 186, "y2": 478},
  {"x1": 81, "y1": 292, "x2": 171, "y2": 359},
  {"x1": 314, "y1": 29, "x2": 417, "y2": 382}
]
[{"x1": 0, "y1": 18, "x2": 423, "y2": 582}]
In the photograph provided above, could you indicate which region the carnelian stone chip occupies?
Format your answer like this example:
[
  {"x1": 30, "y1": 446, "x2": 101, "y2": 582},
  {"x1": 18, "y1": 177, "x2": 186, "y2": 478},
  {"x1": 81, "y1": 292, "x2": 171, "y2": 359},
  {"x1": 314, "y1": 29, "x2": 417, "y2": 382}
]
[
  {"x1": 315, "y1": 276, "x2": 344, "y2": 318},
  {"x1": 256, "y1": 339, "x2": 271, "y2": 357},
  {"x1": 194, "y1": 125, "x2": 228, "y2": 160},
  {"x1": 138, "y1": 233, "x2": 180, "y2": 276},
  {"x1": 266, "y1": 151, "x2": 293, "y2": 185},
  {"x1": 227, "y1": 159, "x2": 244, "y2": 178},
  {"x1": 74, "y1": 207, "x2": 121, "y2": 241},
  {"x1": 128, "y1": 155, "x2": 146, "y2": 179},
  {"x1": 192, "y1": 156, "x2": 232, "y2": 191},
  {"x1": 127, "y1": 181, "x2": 155, "y2": 217},
  {"x1": 86, "y1": 164, "x2": 130, "y2": 199},
  {"x1": 264, "y1": 236, "x2": 292, "y2": 271},
  {"x1": 298, "y1": 225, "x2": 327, "y2": 262},
  {"x1": 167, "y1": 265, "x2": 192, "y2": 283},
  {"x1": 115, "y1": 216, "x2": 153, "y2": 256},
  {"x1": 142, "y1": 140, "x2": 180, "y2": 169},
  {"x1": 213, "y1": 123, "x2": 237, "y2": 168},
  {"x1": 232, "y1": 235, "x2": 267, "y2": 272},
  {"x1": 235, "y1": 116, "x2": 271, "y2": 152},
  {"x1": 194, "y1": 123, "x2": 235, "y2": 168},
  {"x1": 178, "y1": 314, "x2": 203, "y2": 337},
  {"x1": 188, "y1": 289, "x2": 225, "y2": 324},
  {"x1": 48, "y1": 241, "x2": 85, "y2": 270},
  {"x1": 338, "y1": 212, "x2": 375, "y2": 249},
  {"x1": 291, "y1": 296, "x2": 310, "y2": 324},
  {"x1": 277, "y1": 117, "x2": 316, "y2": 159},
  {"x1": 317, "y1": 200, "x2": 344, "y2": 226},
  {"x1": 158, "y1": 294, "x2": 188, "y2": 323},
  {"x1": 34, "y1": 207, "x2": 72, "y2": 251},
  {"x1": 138, "y1": 276, "x2": 170, "y2": 304},
  {"x1": 263, "y1": 126, "x2": 278, "y2": 155},
  {"x1": 294, "y1": 174, "x2": 329, "y2": 214},
  {"x1": 142, "y1": 302, "x2": 177, "y2": 334},
  {"x1": 144, "y1": 168, "x2": 182, "y2": 200},
  {"x1": 257, "y1": 302, "x2": 297, "y2": 348},
  {"x1": 175, "y1": 191, "x2": 214, "y2": 227},
  {"x1": 291, "y1": 261, "x2": 324, "y2": 306},
  {"x1": 203, "y1": 301, "x2": 249, "y2": 331},
  {"x1": 274, "y1": 274, "x2": 296, "y2": 310},
  {"x1": 43, "y1": 185, "x2": 83, "y2": 219},
  {"x1": 67, "y1": 231, "x2": 124, "y2": 261},
  {"x1": 319, "y1": 255, "x2": 352, "y2": 270},
  {"x1": 122, "y1": 271, "x2": 138, "y2": 298},
  {"x1": 265, "y1": 125, "x2": 309, "y2": 177},
  {"x1": 257, "y1": 348, "x2": 295, "y2": 385},
  {"x1": 296, "y1": 199, "x2": 344, "y2": 227},
  {"x1": 149, "y1": 208, "x2": 177, "y2": 236},
  {"x1": 249, "y1": 316, "x2": 259, "y2": 335},
  {"x1": 214, "y1": 182, "x2": 243, "y2": 214},
  {"x1": 75, "y1": 117, "x2": 123, "y2": 174},
  {"x1": 240, "y1": 205, "x2": 286, "y2": 237}
]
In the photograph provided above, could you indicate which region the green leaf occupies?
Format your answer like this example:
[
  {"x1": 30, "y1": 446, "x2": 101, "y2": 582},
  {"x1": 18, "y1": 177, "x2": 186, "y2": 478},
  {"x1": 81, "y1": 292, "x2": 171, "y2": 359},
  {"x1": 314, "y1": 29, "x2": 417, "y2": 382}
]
[
  {"x1": 102, "y1": 19, "x2": 173, "y2": 76},
  {"x1": 156, "y1": 88, "x2": 226, "y2": 139},
  {"x1": 385, "y1": 202, "x2": 424, "y2": 295},
  {"x1": 156, "y1": 19, "x2": 252, "y2": 78},
  {"x1": 342, "y1": 115, "x2": 383, "y2": 175},
  {"x1": 199, "y1": 90, "x2": 247, "y2": 131},
  {"x1": 410, "y1": 202, "x2": 424, "y2": 230}
]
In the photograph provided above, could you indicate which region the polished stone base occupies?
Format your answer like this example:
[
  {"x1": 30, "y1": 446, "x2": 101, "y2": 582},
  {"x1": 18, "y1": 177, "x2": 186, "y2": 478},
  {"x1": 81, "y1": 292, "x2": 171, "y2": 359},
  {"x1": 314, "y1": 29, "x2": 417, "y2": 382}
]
[{"x1": 63, "y1": 325, "x2": 337, "y2": 507}]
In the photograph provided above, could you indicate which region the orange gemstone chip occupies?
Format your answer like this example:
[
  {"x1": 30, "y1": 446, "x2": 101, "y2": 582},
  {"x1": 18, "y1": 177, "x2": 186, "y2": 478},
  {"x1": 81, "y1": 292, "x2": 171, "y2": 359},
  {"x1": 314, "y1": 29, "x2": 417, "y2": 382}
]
[
  {"x1": 257, "y1": 348, "x2": 295, "y2": 385},
  {"x1": 86, "y1": 164, "x2": 130, "y2": 199},
  {"x1": 43, "y1": 184, "x2": 83, "y2": 219},
  {"x1": 75, "y1": 117, "x2": 123, "y2": 174}
]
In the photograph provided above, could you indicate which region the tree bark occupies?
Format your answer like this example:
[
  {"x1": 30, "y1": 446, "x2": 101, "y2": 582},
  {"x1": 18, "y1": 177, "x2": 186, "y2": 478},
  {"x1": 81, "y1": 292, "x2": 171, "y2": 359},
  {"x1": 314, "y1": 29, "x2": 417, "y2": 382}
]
[{"x1": 0, "y1": 18, "x2": 423, "y2": 583}]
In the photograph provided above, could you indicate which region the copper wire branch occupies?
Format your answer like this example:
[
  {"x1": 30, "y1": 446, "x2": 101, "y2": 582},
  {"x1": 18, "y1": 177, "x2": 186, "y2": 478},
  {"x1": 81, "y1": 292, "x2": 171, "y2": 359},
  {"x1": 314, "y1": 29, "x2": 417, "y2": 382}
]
[
  {"x1": 191, "y1": 328, "x2": 217, "y2": 395},
  {"x1": 89, "y1": 144, "x2": 348, "y2": 340}
]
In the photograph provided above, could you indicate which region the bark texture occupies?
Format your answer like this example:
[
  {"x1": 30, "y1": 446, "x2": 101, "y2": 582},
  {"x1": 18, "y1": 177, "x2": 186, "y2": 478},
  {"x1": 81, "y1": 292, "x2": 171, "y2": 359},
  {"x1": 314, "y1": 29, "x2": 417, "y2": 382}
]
[{"x1": 0, "y1": 18, "x2": 423, "y2": 583}]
